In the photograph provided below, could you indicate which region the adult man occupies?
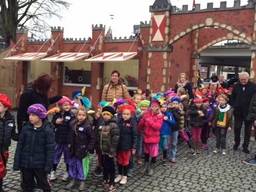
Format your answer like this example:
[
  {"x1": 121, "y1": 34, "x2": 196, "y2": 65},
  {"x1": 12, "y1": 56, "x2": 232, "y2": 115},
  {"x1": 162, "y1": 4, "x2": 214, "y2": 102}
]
[
  {"x1": 102, "y1": 70, "x2": 130, "y2": 102},
  {"x1": 231, "y1": 72, "x2": 256, "y2": 153}
]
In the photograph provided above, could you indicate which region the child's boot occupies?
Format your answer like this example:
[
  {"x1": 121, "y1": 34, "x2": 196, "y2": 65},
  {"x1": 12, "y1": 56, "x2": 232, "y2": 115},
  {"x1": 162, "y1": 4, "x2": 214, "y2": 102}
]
[
  {"x1": 114, "y1": 175, "x2": 122, "y2": 183},
  {"x1": 79, "y1": 181, "x2": 86, "y2": 191},
  {"x1": 141, "y1": 162, "x2": 149, "y2": 174},
  {"x1": 66, "y1": 179, "x2": 76, "y2": 189},
  {"x1": 147, "y1": 161, "x2": 154, "y2": 176}
]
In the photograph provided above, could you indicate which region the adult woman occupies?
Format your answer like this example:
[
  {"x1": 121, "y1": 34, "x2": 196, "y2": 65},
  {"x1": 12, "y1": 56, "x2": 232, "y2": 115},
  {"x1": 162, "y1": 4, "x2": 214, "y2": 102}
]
[
  {"x1": 174, "y1": 73, "x2": 193, "y2": 99},
  {"x1": 17, "y1": 74, "x2": 62, "y2": 134}
]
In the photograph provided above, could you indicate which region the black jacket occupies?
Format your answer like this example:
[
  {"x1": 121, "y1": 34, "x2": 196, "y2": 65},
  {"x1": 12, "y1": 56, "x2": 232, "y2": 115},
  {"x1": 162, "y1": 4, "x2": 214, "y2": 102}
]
[
  {"x1": 0, "y1": 111, "x2": 17, "y2": 152},
  {"x1": 17, "y1": 88, "x2": 61, "y2": 133},
  {"x1": 231, "y1": 81, "x2": 256, "y2": 118},
  {"x1": 13, "y1": 121, "x2": 55, "y2": 173},
  {"x1": 117, "y1": 118, "x2": 137, "y2": 151},
  {"x1": 187, "y1": 105, "x2": 207, "y2": 128},
  {"x1": 52, "y1": 111, "x2": 75, "y2": 144},
  {"x1": 69, "y1": 119, "x2": 95, "y2": 160},
  {"x1": 247, "y1": 93, "x2": 256, "y2": 121}
]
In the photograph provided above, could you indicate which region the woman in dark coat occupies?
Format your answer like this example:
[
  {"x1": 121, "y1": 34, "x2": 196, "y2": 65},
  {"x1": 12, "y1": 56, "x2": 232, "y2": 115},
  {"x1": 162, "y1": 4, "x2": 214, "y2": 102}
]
[{"x1": 17, "y1": 74, "x2": 62, "y2": 134}]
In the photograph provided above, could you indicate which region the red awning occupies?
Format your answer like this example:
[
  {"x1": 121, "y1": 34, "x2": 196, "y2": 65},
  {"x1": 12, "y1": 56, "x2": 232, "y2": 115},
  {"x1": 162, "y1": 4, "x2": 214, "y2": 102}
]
[
  {"x1": 4, "y1": 52, "x2": 47, "y2": 61},
  {"x1": 41, "y1": 52, "x2": 89, "y2": 62},
  {"x1": 85, "y1": 52, "x2": 137, "y2": 62}
]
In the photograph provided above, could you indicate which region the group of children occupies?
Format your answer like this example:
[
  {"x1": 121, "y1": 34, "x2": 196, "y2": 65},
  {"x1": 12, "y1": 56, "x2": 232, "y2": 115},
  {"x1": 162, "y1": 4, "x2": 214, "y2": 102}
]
[{"x1": 0, "y1": 82, "x2": 233, "y2": 192}]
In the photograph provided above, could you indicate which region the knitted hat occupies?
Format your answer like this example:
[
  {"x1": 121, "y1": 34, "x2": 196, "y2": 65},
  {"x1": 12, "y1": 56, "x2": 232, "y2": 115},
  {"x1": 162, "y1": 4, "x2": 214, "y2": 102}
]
[
  {"x1": 58, "y1": 96, "x2": 73, "y2": 106},
  {"x1": 27, "y1": 104, "x2": 47, "y2": 119},
  {"x1": 113, "y1": 98, "x2": 126, "y2": 107},
  {"x1": 80, "y1": 97, "x2": 92, "y2": 109},
  {"x1": 102, "y1": 106, "x2": 116, "y2": 117},
  {"x1": 151, "y1": 99, "x2": 161, "y2": 107},
  {"x1": 138, "y1": 100, "x2": 150, "y2": 109},
  {"x1": 171, "y1": 96, "x2": 181, "y2": 104},
  {"x1": 120, "y1": 104, "x2": 136, "y2": 114},
  {"x1": 0, "y1": 93, "x2": 12, "y2": 109},
  {"x1": 98, "y1": 100, "x2": 110, "y2": 108}
]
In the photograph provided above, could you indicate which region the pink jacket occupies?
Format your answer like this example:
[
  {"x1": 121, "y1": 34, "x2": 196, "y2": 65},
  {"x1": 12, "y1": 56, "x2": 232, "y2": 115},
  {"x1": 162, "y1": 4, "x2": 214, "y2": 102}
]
[{"x1": 138, "y1": 110, "x2": 163, "y2": 144}]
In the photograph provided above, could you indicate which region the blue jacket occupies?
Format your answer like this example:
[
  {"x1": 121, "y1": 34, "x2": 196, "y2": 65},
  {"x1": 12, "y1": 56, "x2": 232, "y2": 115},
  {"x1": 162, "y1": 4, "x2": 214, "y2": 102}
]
[
  {"x1": 160, "y1": 111, "x2": 176, "y2": 136},
  {"x1": 13, "y1": 120, "x2": 55, "y2": 173}
]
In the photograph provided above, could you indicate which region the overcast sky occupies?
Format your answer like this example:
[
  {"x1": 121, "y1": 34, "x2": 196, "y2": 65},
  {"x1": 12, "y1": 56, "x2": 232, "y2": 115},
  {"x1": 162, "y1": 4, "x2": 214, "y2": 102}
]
[{"x1": 48, "y1": 0, "x2": 248, "y2": 38}]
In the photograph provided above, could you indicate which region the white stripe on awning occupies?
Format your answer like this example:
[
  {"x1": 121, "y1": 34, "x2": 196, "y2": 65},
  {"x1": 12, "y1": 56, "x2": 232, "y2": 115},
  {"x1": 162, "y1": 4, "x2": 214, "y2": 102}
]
[
  {"x1": 4, "y1": 52, "x2": 47, "y2": 61},
  {"x1": 41, "y1": 52, "x2": 89, "y2": 62},
  {"x1": 85, "y1": 52, "x2": 137, "y2": 62}
]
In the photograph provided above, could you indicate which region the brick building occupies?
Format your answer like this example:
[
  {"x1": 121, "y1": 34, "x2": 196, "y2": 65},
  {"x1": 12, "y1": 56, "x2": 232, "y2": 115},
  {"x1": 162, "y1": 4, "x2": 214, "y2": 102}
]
[{"x1": 2, "y1": 0, "x2": 256, "y2": 107}]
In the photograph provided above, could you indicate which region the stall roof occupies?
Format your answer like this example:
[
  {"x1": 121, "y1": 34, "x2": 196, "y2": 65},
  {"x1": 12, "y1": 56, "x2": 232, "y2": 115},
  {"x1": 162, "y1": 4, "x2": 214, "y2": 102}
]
[
  {"x1": 41, "y1": 52, "x2": 89, "y2": 62},
  {"x1": 4, "y1": 52, "x2": 47, "y2": 61},
  {"x1": 85, "y1": 52, "x2": 137, "y2": 62}
]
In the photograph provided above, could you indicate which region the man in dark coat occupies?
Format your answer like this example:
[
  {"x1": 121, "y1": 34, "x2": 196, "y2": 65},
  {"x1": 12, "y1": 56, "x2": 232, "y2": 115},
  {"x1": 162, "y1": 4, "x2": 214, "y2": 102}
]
[{"x1": 231, "y1": 72, "x2": 256, "y2": 153}]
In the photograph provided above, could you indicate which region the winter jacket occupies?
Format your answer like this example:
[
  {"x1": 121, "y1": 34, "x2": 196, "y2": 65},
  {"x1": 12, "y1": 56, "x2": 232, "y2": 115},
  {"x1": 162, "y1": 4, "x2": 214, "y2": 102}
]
[
  {"x1": 102, "y1": 82, "x2": 130, "y2": 102},
  {"x1": 247, "y1": 93, "x2": 256, "y2": 121},
  {"x1": 99, "y1": 117, "x2": 120, "y2": 156},
  {"x1": 0, "y1": 111, "x2": 17, "y2": 152},
  {"x1": 187, "y1": 105, "x2": 207, "y2": 128},
  {"x1": 160, "y1": 111, "x2": 176, "y2": 136},
  {"x1": 52, "y1": 111, "x2": 75, "y2": 144},
  {"x1": 69, "y1": 119, "x2": 95, "y2": 159},
  {"x1": 117, "y1": 118, "x2": 137, "y2": 151},
  {"x1": 138, "y1": 110, "x2": 163, "y2": 144},
  {"x1": 171, "y1": 108, "x2": 185, "y2": 132},
  {"x1": 213, "y1": 104, "x2": 233, "y2": 128},
  {"x1": 13, "y1": 120, "x2": 55, "y2": 173},
  {"x1": 230, "y1": 81, "x2": 256, "y2": 118},
  {"x1": 17, "y1": 88, "x2": 61, "y2": 133}
]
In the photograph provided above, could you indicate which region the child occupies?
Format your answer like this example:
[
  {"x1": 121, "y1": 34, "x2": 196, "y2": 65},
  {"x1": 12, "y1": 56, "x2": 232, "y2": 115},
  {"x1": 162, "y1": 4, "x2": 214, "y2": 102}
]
[
  {"x1": 115, "y1": 105, "x2": 137, "y2": 185},
  {"x1": 135, "y1": 100, "x2": 150, "y2": 165},
  {"x1": 50, "y1": 96, "x2": 75, "y2": 181},
  {"x1": 14, "y1": 104, "x2": 55, "y2": 192},
  {"x1": 138, "y1": 100, "x2": 163, "y2": 176},
  {"x1": 0, "y1": 93, "x2": 17, "y2": 191},
  {"x1": 213, "y1": 94, "x2": 232, "y2": 155},
  {"x1": 201, "y1": 98, "x2": 214, "y2": 150},
  {"x1": 168, "y1": 96, "x2": 185, "y2": 163},
  {"x1": 66, "y1": 107, "x2": 95, "y2": 190},
  {"x1": 160, "y1": 103, "x2": 175, "y2": 161},
  {"x1": 99, "y1": 106, "x2": 120, "y2": 192},
  {"x1": 188, "y1": 98, "x2": 207, "y2": 155},
  {"x1": 93, "y1": 101, "x2": 110, "y2": 177}
]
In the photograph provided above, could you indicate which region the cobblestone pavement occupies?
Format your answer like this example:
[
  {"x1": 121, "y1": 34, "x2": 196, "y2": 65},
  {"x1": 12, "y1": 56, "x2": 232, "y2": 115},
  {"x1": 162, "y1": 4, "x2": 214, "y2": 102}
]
[{"x1": 3, "y1": 134, "x2": 256, "y2": 192}]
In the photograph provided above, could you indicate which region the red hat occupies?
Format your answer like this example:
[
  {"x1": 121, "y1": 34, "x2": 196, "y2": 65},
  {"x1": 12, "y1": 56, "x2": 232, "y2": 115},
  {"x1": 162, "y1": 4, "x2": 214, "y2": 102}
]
[
  {"x1": 0, "y1": 93, "x2": 12, "y2": 109},
  {"x1": 193, "y1": 98, "x2": 204, "y2": 104},
  {"x1": 202, "y1": 98, "x2": 209, "y2": 103},
  {"x1": 120, "y1": 104, "x2": 136, "y2": 114},
  {"x1": 58, "y1": 96, "x2": 73, "y2": 106}
]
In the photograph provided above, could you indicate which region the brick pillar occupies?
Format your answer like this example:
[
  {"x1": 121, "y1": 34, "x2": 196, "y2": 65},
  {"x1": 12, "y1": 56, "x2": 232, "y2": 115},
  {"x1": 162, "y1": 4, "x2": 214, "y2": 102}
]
[
  {"x1": 90, "y1": 62, "x2": 104, "y2": 106},
  {"x1": 50, "y1": 62, "x2": 63, "y2": 97}
]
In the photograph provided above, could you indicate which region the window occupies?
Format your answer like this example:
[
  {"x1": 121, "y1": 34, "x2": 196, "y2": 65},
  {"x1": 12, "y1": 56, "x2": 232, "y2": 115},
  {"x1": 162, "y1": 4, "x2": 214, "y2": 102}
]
[
  {"x1": 103, "y1": 59, "x2": 139, "y2": 89},
  {"x1": 63, "y1": 61, "x2": 91, "y2": 86}
]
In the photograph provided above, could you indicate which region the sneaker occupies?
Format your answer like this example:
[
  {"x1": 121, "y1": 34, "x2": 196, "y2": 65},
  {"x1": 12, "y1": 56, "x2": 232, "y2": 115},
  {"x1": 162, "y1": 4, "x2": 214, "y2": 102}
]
[
  {"x1": 49, "y1": 171, "x2": 56, "y2": 181},
  {"x1": 222, "y1": 150, "x2": 226, "y2": 155},
  {"x1": 213, "y1": 149, "x2": 218, "y2": 154},
  {"x1": 120, "y1": 176, "x2": 128, "y2": 185},
  {"x1": 242, "y1": 148, "x2": 250, "y2": 154},
  {"x1": 78, "y1": 181, "x2": 86, "y2": 191},
  {"x1": 242, "y1": 158, "x2": 256, "y2": 166},
  {"x1": 114, "y1": 175, "x2": 122, "y2": 183},
  {"x1": 169, "y1": 159, "x2": 176, "y2": 163},
  {"x1": 65, "y1": 179, "x2": 76, "y2": 189},
  {"x1": 62, "y1": 172, "x2": 69, "y2": 181}
]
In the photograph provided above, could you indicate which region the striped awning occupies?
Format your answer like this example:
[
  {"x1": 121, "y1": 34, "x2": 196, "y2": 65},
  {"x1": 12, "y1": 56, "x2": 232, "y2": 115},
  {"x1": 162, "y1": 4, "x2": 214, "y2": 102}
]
[
  {"x1": 85, "y1": 52, "x2": 137, "y2": 62},
  {"x1": 41, "y1": 52, "x2": 89, "y2": 62},
  {"x1": 4, "y1": 52, "x2": 47, "y2": 61}
]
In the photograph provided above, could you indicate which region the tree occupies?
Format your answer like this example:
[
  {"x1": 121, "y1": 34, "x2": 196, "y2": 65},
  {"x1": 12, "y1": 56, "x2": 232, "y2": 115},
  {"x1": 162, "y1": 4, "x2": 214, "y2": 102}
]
[{"x1": 0, "y1": 0, "x2": 69, "y2": 47}]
